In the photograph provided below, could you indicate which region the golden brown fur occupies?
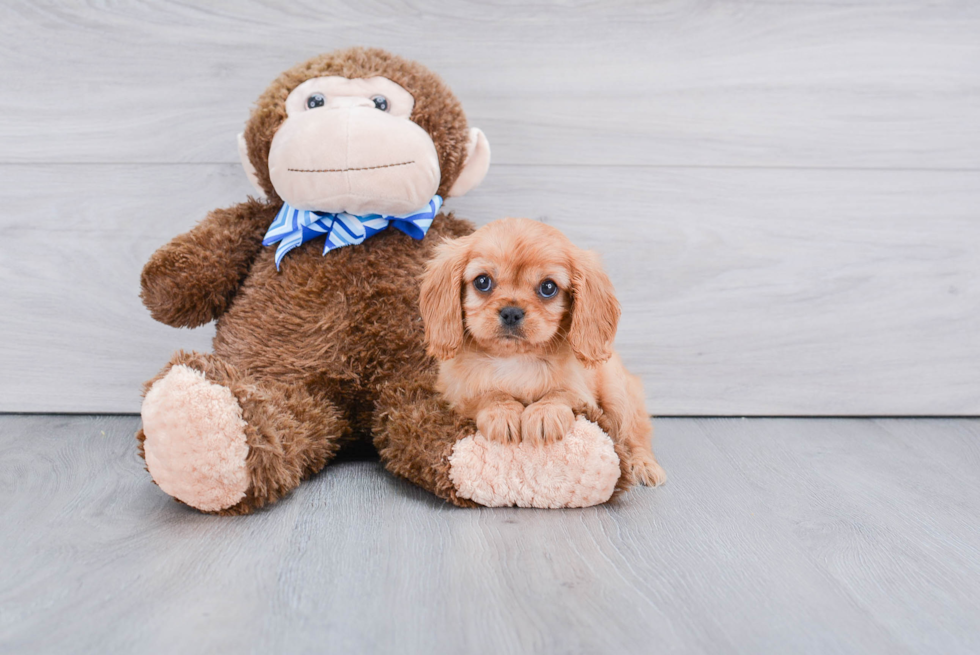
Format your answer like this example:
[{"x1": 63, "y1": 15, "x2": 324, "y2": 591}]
[{"x1": 419, "y1": 218, "x2": 666, "y2": 487}]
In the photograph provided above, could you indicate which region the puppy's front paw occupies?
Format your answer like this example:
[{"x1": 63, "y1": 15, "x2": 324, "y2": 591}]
[
  {"x1": 629, "y1": 453, "x2": 667, "y2": 487},
  {"x1": 476, "y1": 400, "x2": 524, "y2": 444},
  {"x1": 521, "y1": 401, "x2": 575, "y2": 446}
]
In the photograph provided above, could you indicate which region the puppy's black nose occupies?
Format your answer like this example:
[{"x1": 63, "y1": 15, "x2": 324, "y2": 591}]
[{"x1": 499, "y1": 306, "x2": 525, "y2": 327}]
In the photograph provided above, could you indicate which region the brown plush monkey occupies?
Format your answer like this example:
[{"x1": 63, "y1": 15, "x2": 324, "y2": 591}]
[{"x1": 138, "y1": 48, "x2": 622, "y2": 514}]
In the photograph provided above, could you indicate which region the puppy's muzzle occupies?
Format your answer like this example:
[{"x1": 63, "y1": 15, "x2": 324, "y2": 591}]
[{"x1": 499, "y1": 306, "x2": 525, "y2": 329}]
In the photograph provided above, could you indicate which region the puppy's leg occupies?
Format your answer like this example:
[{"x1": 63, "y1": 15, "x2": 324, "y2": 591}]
[
  {"x1": 521, "y1": 390, "x2": 576, "y2": 446},
  {"x1": 599, "y1": 358, "x2": 666, "y2": 487},
  {"x1": 473, "y1": 391, "x2": 525, "y2": 444},
  {"x1": 619, "y1": 412, "x2": 667, "y2": 488}
]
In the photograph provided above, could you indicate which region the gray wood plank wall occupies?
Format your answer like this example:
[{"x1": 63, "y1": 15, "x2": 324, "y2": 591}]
[{"x1": 0, "y1": 1, "x2": 977, "y2": 415}]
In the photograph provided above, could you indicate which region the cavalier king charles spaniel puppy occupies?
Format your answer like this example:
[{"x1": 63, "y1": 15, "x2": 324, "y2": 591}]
[{"x1": 419, "y1": 218, "x2": 666, "y2": 487}]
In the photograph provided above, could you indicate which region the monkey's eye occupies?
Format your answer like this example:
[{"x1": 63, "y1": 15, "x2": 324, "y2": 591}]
[
  {"x1": 371, "y1": 95, "x2": 389, "y2": 111},
  {"x1": 473, "y1": 275, "x2": 493, "y2": 293},
  {"x1": 306, "y1": 93, "x2": 326, "y2": 109},
  {"x1": 538, "y1": 279, "x2": 558, "y2": 299}
]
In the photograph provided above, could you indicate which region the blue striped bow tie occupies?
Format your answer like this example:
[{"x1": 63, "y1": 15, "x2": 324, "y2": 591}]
[{"x1": 263, "y1": 195, "x2": 443, "y2": 270}]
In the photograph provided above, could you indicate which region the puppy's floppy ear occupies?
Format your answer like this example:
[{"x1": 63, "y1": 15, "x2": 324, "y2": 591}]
[
  {"x1": 568, "y1": 248, "x2": 621, "y2": 368},
  {"x1": 419, "y1": 236, "x2": 470, "y2": 360}
]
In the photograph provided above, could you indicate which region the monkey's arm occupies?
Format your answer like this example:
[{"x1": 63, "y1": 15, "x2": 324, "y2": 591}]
[{"x1": 140, "y1": 198, "x2": 277, "y2": 328}]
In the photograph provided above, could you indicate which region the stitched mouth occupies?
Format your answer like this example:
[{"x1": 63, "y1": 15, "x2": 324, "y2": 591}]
[{"x1": 288, "y1": 160, "x2": 415, "y2": 173}]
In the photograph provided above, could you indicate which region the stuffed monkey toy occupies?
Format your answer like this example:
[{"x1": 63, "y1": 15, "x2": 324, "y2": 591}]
[{"x1": 137, "y1": 47, "x2": 625, "y2": 513}]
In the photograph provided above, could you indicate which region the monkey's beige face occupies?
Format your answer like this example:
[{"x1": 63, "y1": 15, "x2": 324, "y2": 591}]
[
  {"x1": 462, "y1": 240, "x2": 572, "y2": 357},
  {"x1": 267, "y1": 76, "x2": 441, "y2": 215}
]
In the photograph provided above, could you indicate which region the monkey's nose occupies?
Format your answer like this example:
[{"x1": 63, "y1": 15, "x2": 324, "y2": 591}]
[{"x1": 499, "y1": 306, "x2": 525, "y2": 328}]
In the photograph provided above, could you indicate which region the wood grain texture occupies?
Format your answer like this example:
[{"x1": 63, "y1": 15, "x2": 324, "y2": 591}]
[
  {"x1": 2, "y1": 415, "x2": 979, "y2": 654},
  {"x1": 702, "y1": 418, "x2": 980, "y2": 654},
  {"x1": 0, "y1": 0, "x2": 977, "y2": 414},
  {"x1": 0, "y1": 1, "x2": 978, "y2": 168},
  {"x1": 0, "y1": 164, "x2": 976, "y2": 414}
]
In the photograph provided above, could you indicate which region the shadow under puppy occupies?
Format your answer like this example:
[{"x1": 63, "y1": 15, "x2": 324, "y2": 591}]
[{"x1": 420, "y1": 217, "x2": 666, "y2": 488}]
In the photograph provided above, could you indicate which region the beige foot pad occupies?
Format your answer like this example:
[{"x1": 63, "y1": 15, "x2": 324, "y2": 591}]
[
  {"x1": 141, "y1": 365, "x2": 250, "y2": 512},
  {"x1": 448, "y1": 417, "x2": 620, "y2": 508}
]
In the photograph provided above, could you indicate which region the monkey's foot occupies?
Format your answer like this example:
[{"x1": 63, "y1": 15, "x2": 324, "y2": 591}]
[
  {"x1": 141, "y1": 365, "x2": 250, "y2": 512},
  {"x1": 448, "y1": 417, "x2": 620, "y2": 508}
]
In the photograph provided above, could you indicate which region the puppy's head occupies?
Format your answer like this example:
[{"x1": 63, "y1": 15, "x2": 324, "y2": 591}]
[{"x1": 419, "y1": 218, "x2": 621, "y2": 366}]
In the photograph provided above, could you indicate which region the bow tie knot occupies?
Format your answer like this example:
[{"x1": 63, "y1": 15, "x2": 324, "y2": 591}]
[{"x1": 263, "y1": 196, "x2": 443, "y2": 269}]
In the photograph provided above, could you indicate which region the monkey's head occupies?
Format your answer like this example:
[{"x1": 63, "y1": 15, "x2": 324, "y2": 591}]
[{"x1": 238, "y1": 48, "x2": 490, "y2": 216}]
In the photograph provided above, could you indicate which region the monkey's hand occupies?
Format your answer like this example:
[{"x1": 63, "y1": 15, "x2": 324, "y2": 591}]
[{"x1": 141, "y1": 199, "x2": 274, "y2": 328}]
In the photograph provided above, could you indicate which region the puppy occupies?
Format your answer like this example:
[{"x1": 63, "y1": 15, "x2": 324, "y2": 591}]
[{"x1": 419, "y1": 218, "x2": 666, "y2": 487}]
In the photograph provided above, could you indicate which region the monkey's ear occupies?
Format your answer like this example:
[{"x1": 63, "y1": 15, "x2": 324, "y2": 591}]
[
  {"x1": 237, "y1": 132, "x2": 265, "y2": 197},
  {"x1": 419, "y1": 236, "x2": 470, "y2": 360},
  {"x1": 447, "y1": 128, "x2": 490, "y2": 198}
]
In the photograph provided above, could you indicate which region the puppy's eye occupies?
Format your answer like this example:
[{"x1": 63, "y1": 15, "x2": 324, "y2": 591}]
[
  {"x1": 306, "y1": 93, "x2": 326, "y2": 109},
  {"x1": 371, "y1": 95, "x2": 388, "y2": 111},
  {"x1": 538, "y1": 279, "x2": 558, "y2": 298},
  {"x1": 473, "y1": 275, "x2": 493, "y2": 293}
]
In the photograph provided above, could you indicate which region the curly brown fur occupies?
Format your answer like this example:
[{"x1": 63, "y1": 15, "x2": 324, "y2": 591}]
[
  {"x1": 140, "y1": 206, "x2": 476, "y2": 511},
  {"x1": 372, "y1": 367, "x2": 478, "y2": 507},
  {"x1": 139, "y1": 49, "x2": 485, "y2": 513},
  {"x1": 140, "y1": 198, "x2": 277, "y2": 328},
  {"x1": 244, "y1": 47, "x2": 471, "y2": 202},
  {"x1": 137, "y1": 349, "x2": 350, "y2": 514}
]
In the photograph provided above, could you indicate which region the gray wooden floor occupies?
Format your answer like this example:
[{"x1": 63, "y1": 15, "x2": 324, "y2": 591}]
[{"x1": 2, "y1": 415, "x2": 979, "y2": 654}]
